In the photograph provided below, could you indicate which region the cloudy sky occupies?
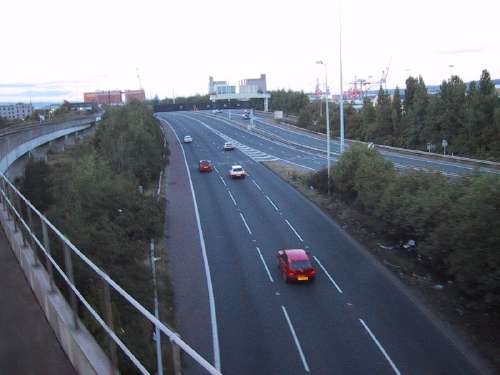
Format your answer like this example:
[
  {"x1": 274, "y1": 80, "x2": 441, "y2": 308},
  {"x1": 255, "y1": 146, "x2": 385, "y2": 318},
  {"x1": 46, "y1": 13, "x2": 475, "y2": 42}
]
[{"x1": 1, "y1": 0, "x2": 498, "y2": 102}]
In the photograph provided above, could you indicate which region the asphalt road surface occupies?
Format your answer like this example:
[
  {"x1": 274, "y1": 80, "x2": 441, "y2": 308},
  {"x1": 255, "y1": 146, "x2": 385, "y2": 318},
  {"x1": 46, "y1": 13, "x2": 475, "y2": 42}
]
[
  {"x1": 211, "y1": 109, "x2": 500, "y2": 177},
  {"x1": 157, "y1": 111, "x2": 487, "y2": 375}
]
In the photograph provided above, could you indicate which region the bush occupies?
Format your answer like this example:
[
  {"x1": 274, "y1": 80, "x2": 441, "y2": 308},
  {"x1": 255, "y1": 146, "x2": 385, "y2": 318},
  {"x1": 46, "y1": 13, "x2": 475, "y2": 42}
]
[{"x1": 310, "y1": 144, "x2": 500, "y2": 311}]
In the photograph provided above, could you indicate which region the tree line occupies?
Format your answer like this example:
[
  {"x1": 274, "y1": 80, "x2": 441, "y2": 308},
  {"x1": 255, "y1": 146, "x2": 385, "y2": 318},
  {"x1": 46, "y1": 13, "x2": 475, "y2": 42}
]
[
  {"x1": 295, "y1": 70, "x2": 500, "y2": 161},
  {"x1": 309, "y1": 145, "x2": 500, "y2": 312},
  {"x1": 20, "y1": 102, "x2": 170, "y2": 373}
]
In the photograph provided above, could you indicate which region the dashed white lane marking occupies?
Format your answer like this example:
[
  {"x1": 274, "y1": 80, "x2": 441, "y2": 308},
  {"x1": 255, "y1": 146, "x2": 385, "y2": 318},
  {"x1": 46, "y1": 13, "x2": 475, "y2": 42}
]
[
  {"x1": 182, "y1": 114, "x2": 279, "y2": 162},
  {"x1": 281, "y1": 306, "x2": 311, "y2": 373},
  {"x1": 239, "y1": 213, "x2": 252, "y2": 235},
  {"x1": 359, "y1": 319, "x2": 401, "y2": 375},
  {"x1": 285, "y1": 219, "x2": 303, "y2": 242},
  {"x1": 218, "y1": 175, "x2": 227, "y2": 187},
  {"x1": 266, "y1": 196, "x2": 279, "y2": 211},
  {"x1": 251, "y1": 179, "x2": 263, "y2": 191},
  {"x1": 312, "y1": 255, "x2": 343, "y2": 294},
  {"x1": 256, "y1": 247, "x2": 274, "y2": 283},
  {"x1": 213, "y1": 165, "x2": 220, "y2": 173},
  {"x1": 228, "y1": 190, "x2": 237, "y2": 206}
]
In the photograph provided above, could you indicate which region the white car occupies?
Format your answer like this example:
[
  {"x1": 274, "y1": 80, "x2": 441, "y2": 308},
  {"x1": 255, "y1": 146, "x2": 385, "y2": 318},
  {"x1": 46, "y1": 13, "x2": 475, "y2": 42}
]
[
  {"x1": 223, "y1": 142, "x2": 235, "y2": 151},
  {"x1": 242, "y1": 113, "x2": 250, "y2": 120},
  {"x1": 229, "y1": 165, "x2": 246, "y2": 179},
  {"x1": 183, "y1": 135, "x2": 193, "y2": 143}
]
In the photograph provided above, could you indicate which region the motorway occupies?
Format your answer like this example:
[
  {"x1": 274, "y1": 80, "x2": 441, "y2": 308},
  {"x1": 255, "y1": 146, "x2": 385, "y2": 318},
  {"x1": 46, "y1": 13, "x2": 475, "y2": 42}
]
[
  {"x1": 157, "y1": 111, "x2": 485, "y2": 375},
  {"x1": 215, "y1": 109, "x2": 500, "y2": 176}
]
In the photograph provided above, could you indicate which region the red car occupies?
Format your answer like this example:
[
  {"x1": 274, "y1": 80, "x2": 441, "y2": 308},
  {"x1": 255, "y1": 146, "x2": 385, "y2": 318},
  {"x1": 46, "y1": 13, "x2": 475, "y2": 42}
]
[
  {"x1": 198, "y1": 160, "x2": 213, "y2": 172},
  {"x1": 277, "y1": 249, "x2": 316, "y2": 283}
]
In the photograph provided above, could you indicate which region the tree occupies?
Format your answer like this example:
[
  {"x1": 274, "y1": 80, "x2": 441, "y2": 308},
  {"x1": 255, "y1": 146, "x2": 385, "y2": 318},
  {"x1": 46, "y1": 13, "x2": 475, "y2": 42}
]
[
  {"x1": 21, "y1": 159, "x2": 53, "y2": 211},
  {"x1": 391, "y1": 87, "x2": 402, "y2": 142}
]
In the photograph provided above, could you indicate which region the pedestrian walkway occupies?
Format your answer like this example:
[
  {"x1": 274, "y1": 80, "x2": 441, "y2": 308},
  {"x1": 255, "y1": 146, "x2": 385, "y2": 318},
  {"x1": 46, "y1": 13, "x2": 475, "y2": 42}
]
[{"x1": 0, "y1": 227, "x2": 75, "y2": 375}]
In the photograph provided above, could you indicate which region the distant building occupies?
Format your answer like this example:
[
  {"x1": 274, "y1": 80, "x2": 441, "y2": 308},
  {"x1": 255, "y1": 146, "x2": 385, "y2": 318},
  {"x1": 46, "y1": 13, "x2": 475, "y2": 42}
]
[
  {"x1": 62, "y1": 101, "x2": 98, "y2": 112},
  {"x1": 209, "y1": 76, "x2": 228, "y2": 95},
  {"x1": 215, "y1": 85, "x2": 236, "y2": 95},
  {"x1": 0, "y1": 102, "x2": 33, "y2": 120},
  {"x1": 239, "y1": 74, "x2": 267, "y2": 94},
  {"x1": 124, "y1": 89, "x2": 146, "y2": 103},
  {"x1": 84, "y1": 90, "x2": 122, "y2": 105}
]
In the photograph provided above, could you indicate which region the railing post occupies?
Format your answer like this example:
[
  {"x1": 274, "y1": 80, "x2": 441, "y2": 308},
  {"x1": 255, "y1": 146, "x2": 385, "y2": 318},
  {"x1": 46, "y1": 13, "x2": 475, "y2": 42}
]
[
  {"x1": 101, "y1": 278, "x2": 118, "y2": 374},
  {"x1": 42, "y1": 220, "x2": 55, "y2": 293},
  {"x1": 62, "y1": 241, "x2": 79, "y2": 330},
  {"x1": 170, "y1": 336, "x2": 182, "y2": 375},
  {"x1": 4, "y1": 182, "x2": 12, "y2": 221},
  {"x1": 27, "y1": 206, "x2": 40, "y2": 268},
  {"x1": 11, "y1": 193, "x2": 20, "y2": 233}
]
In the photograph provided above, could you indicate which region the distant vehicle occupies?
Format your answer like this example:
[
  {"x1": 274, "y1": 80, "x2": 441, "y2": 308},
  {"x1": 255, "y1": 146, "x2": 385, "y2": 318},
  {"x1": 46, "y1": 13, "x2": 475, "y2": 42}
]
[
  {"x1": 198, "y1": 160, "x2": 213, "y2": 172},
  {"x1": 277, "y1": 249, "x2": 316, "y2": 283},
  {"x1": 229, "y1": 165, "x2": 246, "y2": 179},
  {"x1": 223, "y1": 142, "x2": 235, "y2": 151},
  {"x1": 212, "y1": 109, "x2": 217, "y2": 114},
  {"x1": 183, "y1": 135, "x2": 193, "y2": 143},
  {"x1": 242, "y1": 113, "x2": 250, "y2": 120},
  {"x1": 216, "y1": 109, "x2": 223, "y2": 113}
]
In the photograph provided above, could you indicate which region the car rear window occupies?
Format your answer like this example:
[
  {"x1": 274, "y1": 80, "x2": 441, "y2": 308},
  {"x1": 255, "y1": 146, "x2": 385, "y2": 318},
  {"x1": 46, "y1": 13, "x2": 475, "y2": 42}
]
[
  {"x1": 233, "y1": 168, "x2": 242, "y2": 172},
  {"x1": 290, "y1": 260, "x2": 312, "y2": 270}
]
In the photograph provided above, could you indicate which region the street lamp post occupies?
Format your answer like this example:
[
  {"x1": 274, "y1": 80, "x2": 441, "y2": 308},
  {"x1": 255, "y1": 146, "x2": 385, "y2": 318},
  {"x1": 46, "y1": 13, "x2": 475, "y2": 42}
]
[
  {"x1": 338, "y1": 0, "x2": 345, "y2": 154},
  {"x1": 316, "y1": 60, "x2": 331, "y2": 194}
]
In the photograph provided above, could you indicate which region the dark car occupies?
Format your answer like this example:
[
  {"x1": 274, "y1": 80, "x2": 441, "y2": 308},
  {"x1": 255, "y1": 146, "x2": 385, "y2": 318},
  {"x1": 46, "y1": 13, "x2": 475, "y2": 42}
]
[{"x1": 277, "y1": 249, "x2": 316, "y2": 283}]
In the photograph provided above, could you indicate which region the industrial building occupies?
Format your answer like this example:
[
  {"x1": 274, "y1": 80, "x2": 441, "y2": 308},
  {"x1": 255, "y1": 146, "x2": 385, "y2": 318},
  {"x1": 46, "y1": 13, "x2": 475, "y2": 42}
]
[
  {"x1": 239, "y1": 74, "x2": 267, "y2": 94},
  {"x1": 0, "y1": 102, "x2": 33, "y2": 120},
  {"x1": 124, "y1": 89, "x2": 146, "y2": 103},
  {"x1": 83, "y1": 89, "x2": 146, "y2": 105}
]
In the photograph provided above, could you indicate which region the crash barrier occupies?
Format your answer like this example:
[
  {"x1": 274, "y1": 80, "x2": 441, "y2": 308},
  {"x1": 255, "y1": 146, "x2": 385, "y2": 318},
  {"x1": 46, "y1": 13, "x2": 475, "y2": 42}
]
[
  {"x1": 254, "y1": 111, "x2": 500, "y2": 169},
  {"x1": 0, "y1": 173, "x2": 221, "y2": 375}
]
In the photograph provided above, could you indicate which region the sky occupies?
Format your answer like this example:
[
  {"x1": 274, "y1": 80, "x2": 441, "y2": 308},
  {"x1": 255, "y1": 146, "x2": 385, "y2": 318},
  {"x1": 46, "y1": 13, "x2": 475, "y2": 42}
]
[{"x1": 1, "y1": 0, "x2": 499, "y2": 102}]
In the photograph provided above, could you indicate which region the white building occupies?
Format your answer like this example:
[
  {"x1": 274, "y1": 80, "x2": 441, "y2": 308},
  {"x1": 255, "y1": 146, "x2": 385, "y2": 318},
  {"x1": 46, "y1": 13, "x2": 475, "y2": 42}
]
[{"x1": 0, "y1": 103, "x2": 33, "y2": 120}]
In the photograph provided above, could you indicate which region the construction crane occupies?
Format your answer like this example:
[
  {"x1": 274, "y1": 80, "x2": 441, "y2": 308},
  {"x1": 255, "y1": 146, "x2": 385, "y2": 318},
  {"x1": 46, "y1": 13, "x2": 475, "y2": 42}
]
[
  {"x1": 136, "y1": 67, "x2": 143, "y2": 90},
  {"x1": 379, "y1": 57, "x2": 392, "y2": 89}
]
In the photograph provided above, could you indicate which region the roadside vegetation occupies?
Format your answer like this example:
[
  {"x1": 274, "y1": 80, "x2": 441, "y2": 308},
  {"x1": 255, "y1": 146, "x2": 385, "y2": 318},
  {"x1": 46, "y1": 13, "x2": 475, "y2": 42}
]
[
  {"x1": 267, "y1": 145, "x2": 499, "y2": 369},
  {"x1": 19, "y1": 102, "x2": 171, "y2": 374},
  {"x1": 271, "y1": 70, "x2": 500, "y2": 161}
]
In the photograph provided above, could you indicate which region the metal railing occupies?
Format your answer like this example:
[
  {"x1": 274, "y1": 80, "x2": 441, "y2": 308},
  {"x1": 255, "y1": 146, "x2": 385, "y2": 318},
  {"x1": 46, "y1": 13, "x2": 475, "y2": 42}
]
[{"x1": 0, "y1": 172, "x2": 221, "y2": 375}]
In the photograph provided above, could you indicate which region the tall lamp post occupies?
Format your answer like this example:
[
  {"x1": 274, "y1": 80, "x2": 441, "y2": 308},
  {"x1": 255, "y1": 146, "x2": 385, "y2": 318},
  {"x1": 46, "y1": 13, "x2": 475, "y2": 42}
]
[
  {"x1": 338, "y1": 0, "x2": 345, "y2": 154},
  {"x1": 316, "y1": 60, "x2": 331, "y2": 194}
]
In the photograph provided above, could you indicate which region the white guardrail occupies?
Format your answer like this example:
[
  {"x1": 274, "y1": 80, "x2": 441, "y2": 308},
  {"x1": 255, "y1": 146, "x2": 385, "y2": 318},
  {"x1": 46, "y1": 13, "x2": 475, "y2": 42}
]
[
  {"x1": 255, "y1": 110, "x2": 500, "y2": 169},
  {"x1": 0, "y1": 122, "x2": 222, "y2": 374}
]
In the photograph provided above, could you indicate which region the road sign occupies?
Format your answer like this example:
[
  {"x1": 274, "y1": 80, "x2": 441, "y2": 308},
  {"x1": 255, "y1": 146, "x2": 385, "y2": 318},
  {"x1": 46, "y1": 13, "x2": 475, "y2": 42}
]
[{"x1": 442, "y1": 139, "x2": 448, "y2": 148}]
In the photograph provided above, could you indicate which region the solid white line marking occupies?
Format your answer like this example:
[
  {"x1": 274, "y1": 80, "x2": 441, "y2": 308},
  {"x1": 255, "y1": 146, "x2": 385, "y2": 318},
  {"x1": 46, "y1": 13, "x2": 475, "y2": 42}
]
[
  {"x1": 218, "y1": 175, "x2": 227, "y2": 187},
  {"x1": 228, "y1": 190, "x2": 237, "y2": 206},
  {"x1": 285, "y1": 219, "x2": 303, "y2": 242},
  {"x1": 266, "y1": 196, "x2": 279, "y2": 211},
  {"x1": 281, "y1": 306, "x2": 310, "y2": 373},
  {"x1": 239, "y1": 213, "x2": 252, "y2": 235},
  {"x1": 312, "y1": 256, "x2": 343, "y2": 294},
  {"x1": 163, "y1": 119, "x2": 221, "y2": 370},
  {"x1": 359, "y1": 319, "x2": 401, "y2": 375},
  {"x1": 278, "y1": 158, "x2": 316, "y2": 171},
  {"x1": 256, "y1": 247, "x2": 274, "y2": 283},
  {"x1": 252, "y1": 179, "x2": 263, "y2": 191}
]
